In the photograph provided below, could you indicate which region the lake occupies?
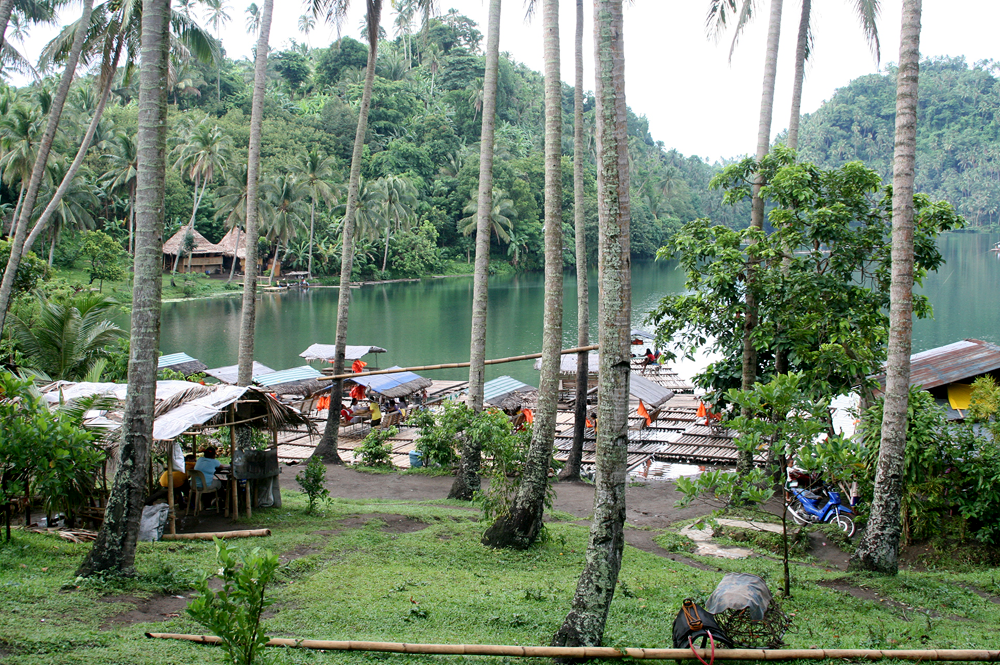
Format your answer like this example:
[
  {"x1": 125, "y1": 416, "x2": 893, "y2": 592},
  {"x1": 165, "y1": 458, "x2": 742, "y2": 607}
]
[{"x1": 158, "y1": 233, "x2": 1000, "y2": 386}]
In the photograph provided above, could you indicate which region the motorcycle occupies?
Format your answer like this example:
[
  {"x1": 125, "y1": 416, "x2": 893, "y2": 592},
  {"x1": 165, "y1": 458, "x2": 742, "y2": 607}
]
[{"x1": 784, "y1": 472, "x2": 856, "y2": 537}]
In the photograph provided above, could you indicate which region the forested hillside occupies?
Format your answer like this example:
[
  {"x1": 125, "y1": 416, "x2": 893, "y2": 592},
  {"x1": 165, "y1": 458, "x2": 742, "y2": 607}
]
[
  {"x1": 1, "y1": 11, "x2": 730, "y2": 280},
  {"x1": 797, "y1": 57, "x2": 1000, "y2": 227}
]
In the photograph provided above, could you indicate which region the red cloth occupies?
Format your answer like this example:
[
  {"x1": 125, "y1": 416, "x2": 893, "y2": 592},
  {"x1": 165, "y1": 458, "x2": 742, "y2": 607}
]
[
  {"x1": 352, "y1": 359, "x2": 367, "y2": 373},
  {"x1": 316, "y1": 395, "x2": 330, "y2": 411},
  {"x1": 350, "y1": 384, "x2": 367, "y2": 401},
  {"x1": 523, "y1": 409, "x2": 533, "y2": 424}
]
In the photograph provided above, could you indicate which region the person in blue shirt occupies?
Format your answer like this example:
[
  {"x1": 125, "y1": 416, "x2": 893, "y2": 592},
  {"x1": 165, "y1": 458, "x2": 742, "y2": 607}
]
[{"x1": 193, "y1": 447, "x2": 224, "y2": 492}]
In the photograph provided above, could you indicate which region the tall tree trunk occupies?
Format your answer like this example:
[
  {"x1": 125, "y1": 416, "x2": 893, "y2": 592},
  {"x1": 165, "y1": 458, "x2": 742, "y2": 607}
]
[
  {"x1": 850, "y1": 0, "x2": 922, "y2": 576},
  {"x1": 562, "y1": 0, "x2": 587, "y2": 483},
  {"x1": 552, "y1": 0, "x2": 630, "y2": 646},
  {"x1": 307, "y1": 200, "x2": 315, "y2": 279},
  {"x1": 48, "y1": 228, "x2": 57, "y2": 266},
  {"x1": 23, "y1": 33, "x2": 125, "y2": 257},
  {"x1": 738, "y1": 0, "x2": 783, "y2": 476},
  {"x1": 786, "y1": 0, "x2": 810, "y2": 151},
  {"x1": 312, "y1": 1, "x2": 383, "y2": 465},
  {"x1": 228, "y1": 225, "x2": 241, "y2": 282},
  {"x1": 381, "y1": 225, "x2": 390, "y2": 273},
  {"x1": 481, "y1": 0, "x2": 562, "y2": 548},
  {"x1": 128, "y1": 184, "x2": 136, "y2": 255},
  {"x1": 448, "y1": 0, "x2": 501, "y2": 501},
  {"x1": 236, "y1": 0, "x2": 273, "y2": 388},
  {"x1": 0, "y1": 0, "x2": 14, "y2": 55},
  {"x1": 9, "y1": 184, "x2": 25, "y2": 237},
  {"x1": 76, "y1": 0, "x2": 169, "y2": 577},
  {"x1": 0, "y1": 0, "x2": 94, "y2": 336}
]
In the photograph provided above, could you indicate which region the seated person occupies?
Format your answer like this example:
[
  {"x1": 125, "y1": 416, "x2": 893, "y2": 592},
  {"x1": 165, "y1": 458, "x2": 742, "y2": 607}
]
[
  {"x1": 147, "y1": 454, "x2": 196, "y2": 505},
  {"x1": 369, "y1": 399, "x2": 382, "y2": 426},
  {"x1": 641, "y1": 347, "x2": 660, "y2": 372},
  {"x1": 340, "y1": 398, "x2": 364, "y2": 425},
  {"x1": 385, "y1": 398, "x2": 400, "y2": 414},
  {"x1": 193, "y1": 447, "x2": 224, "y2": 492}
]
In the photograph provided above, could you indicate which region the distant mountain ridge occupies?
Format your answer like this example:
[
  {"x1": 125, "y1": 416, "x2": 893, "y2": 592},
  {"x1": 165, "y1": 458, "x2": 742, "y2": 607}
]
[{"x1": 796, "y1": 56, "x2": 1000, "y2": 227}]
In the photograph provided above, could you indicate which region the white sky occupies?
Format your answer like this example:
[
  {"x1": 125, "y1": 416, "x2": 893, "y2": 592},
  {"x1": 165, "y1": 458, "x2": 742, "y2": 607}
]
[{"x1": 9, "y1": 1, "x2": 1000, "y2": 163}]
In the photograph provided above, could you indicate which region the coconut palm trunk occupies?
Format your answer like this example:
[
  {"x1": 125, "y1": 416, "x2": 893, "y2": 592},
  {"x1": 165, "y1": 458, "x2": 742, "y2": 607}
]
[
  {"x1": 236, "y1": 0, "x2": 273, "y2": 388},
  {"x1": 850, "y1": 0, "x2": 922, "y2": 576},
  {"x1": 76, "y1": 0, "x2": 170, "y2": 577},
  {"x1": 23, "y1": 33, "x2": 126, "y2": 259},
  {"x1": 448, "y1": 0, "x2": 501, "y2": 500},
  {"x1": 0, "y1": 0, "x2": 94, "y2": 336},
  {"x1": 312, "y1": 1, "x2": 384, "y2": 465},
  {"x1": 786, "y1": 0, "x2": 810, "y2": 151},
  {"x1": 0, "y1": 0, "x2": 14, "y2": 54},
  {"x1": 551, "y1": 0, "x2": 630, "y2": 646},
  {"x1": 228, "y1": 225, "x2": 241, "y2": 282},
  {"x1": 562, "y1": 0, "x2": 587, "y2": 482},
  {"x1": 738, "y1": 0, "x2": 783, "y2": 475},
  {"x1": 307, "y1": 201, "x2": 315, "y2": 279},
  {"x1": 481, "y1": 0, "x2": 562, "y2": 549}
]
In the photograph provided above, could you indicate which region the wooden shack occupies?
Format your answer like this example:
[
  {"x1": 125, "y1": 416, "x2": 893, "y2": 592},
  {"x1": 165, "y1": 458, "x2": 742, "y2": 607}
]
[{"x1": 163, "y1": 227, "x2": 225, "y2": 274}]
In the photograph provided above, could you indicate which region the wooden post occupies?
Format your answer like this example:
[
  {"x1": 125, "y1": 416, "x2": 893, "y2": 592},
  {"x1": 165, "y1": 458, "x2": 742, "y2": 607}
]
[
  {"x1": 245, "y1": 480, "x2": 252, "y2": 518},
  {"x1": 229, "y1": 405, "x2": 236, "y2": 456},
  {"x1": 166, "y1": 445, "x2": 177, "y2": 535}
]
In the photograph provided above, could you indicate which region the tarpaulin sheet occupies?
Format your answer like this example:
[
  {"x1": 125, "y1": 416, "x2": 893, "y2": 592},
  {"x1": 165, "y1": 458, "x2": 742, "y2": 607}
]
[{"x1": 705, "y1": 572, "x2": 772, "y2": 621}]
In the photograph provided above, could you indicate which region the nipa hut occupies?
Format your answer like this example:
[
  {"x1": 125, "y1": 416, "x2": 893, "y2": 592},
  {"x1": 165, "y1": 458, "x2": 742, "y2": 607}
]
[
  {"x1": 346, "y1": 366, "x2": 433, "y2": 399},
  {"x1": 254, "y1": 365, "x2": 326, "y2": 399},
  {"x1": 203, "y1": 361, "x2": 275, "y2": 385},
  {"x1": 483, "y1": 375, "x2": 537, "y2": 411},
  {"x1": 216, "y1": 226, "x2": 251, "y2": 274},
  {"x1": 162, "y1": 227, "x2": 225, "y2": 274}
]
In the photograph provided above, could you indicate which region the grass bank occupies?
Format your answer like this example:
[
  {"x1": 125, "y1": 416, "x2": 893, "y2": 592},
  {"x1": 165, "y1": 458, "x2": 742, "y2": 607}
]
[{"x1": 1, "y1": 492, "x2": 998, "y2": 664}]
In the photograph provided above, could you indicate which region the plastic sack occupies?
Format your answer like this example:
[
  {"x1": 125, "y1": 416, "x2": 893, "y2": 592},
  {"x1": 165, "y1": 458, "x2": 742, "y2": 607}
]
[{"x1": 137, "y1": 503, "x2": 170, "y2": 542}]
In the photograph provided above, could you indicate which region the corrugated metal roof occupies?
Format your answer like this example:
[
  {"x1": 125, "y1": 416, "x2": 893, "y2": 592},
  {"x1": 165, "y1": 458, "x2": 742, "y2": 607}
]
[
  {"x1": 349, "y1": 366, "x2": 433, "y2": 398},
  {"x1": 630, "y1": 372, "x2": 674, "y2": 408},
  {"x1": 879, "y1": 338, "x2": 1000, "y2": 390},
  {"x1": 255, "y1": 365, "x2": 323, "y2": 387},
  {"x1": 483, "y1": 376, "x2": 534, "y2": 403},
  {"x1": 203, "y1": 362, "x2": 274, "y2": 385},
  {"x1": 299, "y1": 344, "x2": 388, "y2": 361},
  {"x1": 158, "y1": 352, "x2": 200, "y2": 369}
]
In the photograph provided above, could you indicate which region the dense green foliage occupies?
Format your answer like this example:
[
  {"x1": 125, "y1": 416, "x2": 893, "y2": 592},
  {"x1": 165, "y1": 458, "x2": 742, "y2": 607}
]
[
  {"x1": 1, "y1": 12, "x2": 727, "y2": 284},
  {"x1": 650, "y1": 150, "x2": 962, "y2": 404},
  {"x1": 797, "y1": 57, "x2": 1000, "y2": 227}
]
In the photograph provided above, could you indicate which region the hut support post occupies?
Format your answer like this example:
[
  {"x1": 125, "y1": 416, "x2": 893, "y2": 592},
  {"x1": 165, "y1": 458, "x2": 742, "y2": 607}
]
[
  {"x1": 166, "y1": 447, "x2": 176, "y2": 535},
  {"x1": 245, "y1": 481, "x2": 252, "y2": 518},
  {"x1": 229, "y1": 406, "x2": 236, "y2": 456}
]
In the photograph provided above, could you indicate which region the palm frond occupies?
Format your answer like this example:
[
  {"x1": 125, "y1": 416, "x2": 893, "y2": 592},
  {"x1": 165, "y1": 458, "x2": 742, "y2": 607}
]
[{"x1": 851, "y1": 0, "x2": 880, "y2": 63}]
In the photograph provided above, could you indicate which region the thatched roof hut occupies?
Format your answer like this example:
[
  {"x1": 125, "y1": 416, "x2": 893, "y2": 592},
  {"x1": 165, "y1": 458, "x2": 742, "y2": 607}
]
[
  {"x1": 162, "y1": 227, "x2": 225, "y2": 273},
  {"x1": 158, "y1": 352, "x2": 208, "y2": 376},
  {"x1": 300, "y1": 344, "x2": 388, "y2": 363},
  {"x1": 483, "y1": 375, "x2": 537, "y2": 410},
  {"x1": 216, "y1": 226, "x2": 248, "y2": 260}
]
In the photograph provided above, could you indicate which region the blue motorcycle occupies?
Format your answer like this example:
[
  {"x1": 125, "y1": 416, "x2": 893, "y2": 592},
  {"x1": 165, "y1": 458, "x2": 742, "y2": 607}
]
[{"x1": 784, "y1": 483, "x2": 856, "y2": 537}]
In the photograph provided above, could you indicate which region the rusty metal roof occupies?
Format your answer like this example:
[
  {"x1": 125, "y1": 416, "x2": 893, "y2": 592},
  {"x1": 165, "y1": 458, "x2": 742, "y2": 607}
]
[{"x1": 886, "y1": 339, "x2": 1000, "y2": 390}]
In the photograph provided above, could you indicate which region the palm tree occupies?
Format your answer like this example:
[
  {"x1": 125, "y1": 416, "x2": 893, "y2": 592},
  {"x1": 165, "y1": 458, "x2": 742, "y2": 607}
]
[
  {"x1": 202, "y1": 0, "x2": 231, "y2": 102},
  {"x1": 850, "y1": 0, "x2": 922, "y2": 576},
  {"x1": 0, "y1": 102, "x2": 43, "y2": 233},
  {"x1": 11, "y1": 292, "x2": 124, "y2": 381},
  {"x1": 214, "y1": 162, "x2": 255, "y2": 282},
  {"x1": 482, "y1": 0, "x2": 563, "y2": 550},
  {"x1": 563, "y1": 0, "x2": 587, "y2": 482},
  {"x1": 467, "y1": 77, "x2": 484, "y2": 122},
  {"x1": 424, "y1": 41, "x2": 440, "y2": 96},
  {"x1": 293, "y1": 148, "x2": 335, "y2": 279},
  {"x1": 298, "y1": 12, "x2": 315, "y2": 45},
  {"x1": 101, "y1": 133, "x2": 138, "y2": 254},
  {"x1": 77, "y1": 0, "x2": 171, "y2": 579},
  {"x1": 262, "y1": 173, "x2": 308, "y2": 279},
  {"x1": 245, "y1": 2, "x2": 261, "y2": 34},
  {"x1": 9, "y1": 0, "x2": 217, "y2": 318},
  {"x1": 170, "y1": 118, "x2": 232, "y2": 273},
  {"x1": 344, "y1": 177, "x2": 386, "y2": 244},
  {"x1": 706, "y1": 0, "x2": 783, "y2": 475},
  {"x1": 552, "y1": 0, "x2": 630, "y2": 647},
  {"x1": 392, "y1": 0, "x2": 415, "y2": 67},
  {"x1": 0, "y1": 0, "x2": 94, "y2": 338},
  {"x1": 1, "y1": 0, "x2": 56, "y2": 62},
  {"x1": 236, "y1": 0, "x2": 272, "y2": 388},
  {"x1": 458, "y1": 187, "x2": 513, "y2": 244},
  {"x1": 311, "y1": 0, "x2": 384, "y2": 466},
  {"x1": 378, "y1": 174, "x2": 417, "y2": 272},
  {"x1": 40, "y1": 159, "x2": 99, "y2": 265}
]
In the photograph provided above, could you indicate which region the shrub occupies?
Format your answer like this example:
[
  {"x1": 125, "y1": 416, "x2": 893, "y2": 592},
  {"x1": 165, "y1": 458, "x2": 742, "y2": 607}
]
[
  {"x1": 187, "y1": 539, "x2": 280, "y2": 665},
  {"x1": 411, "y1": 402, "x2": 474, "y2": 467},
  {"x1": 357, "y1": 426, "x2": 397, "y2": 468},
  {"x1": 296, "y1": 455, "x2": 330, "y2": 514}
]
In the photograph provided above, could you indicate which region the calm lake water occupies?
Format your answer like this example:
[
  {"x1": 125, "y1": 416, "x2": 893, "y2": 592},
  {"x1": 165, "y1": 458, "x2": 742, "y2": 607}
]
[{"x1": 158, "y1": 233, "x2": 1000, "y2": 386}]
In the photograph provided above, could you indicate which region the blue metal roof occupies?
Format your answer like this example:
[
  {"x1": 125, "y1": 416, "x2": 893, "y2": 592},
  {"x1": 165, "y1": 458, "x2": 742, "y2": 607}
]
[
  {"x1": 255, "y1": 365, "x2": 323, "y2": 387},
  {"x1": 158, "y1": 352, "x2": 200, "y2": 369},
  {"x1": 483, "y1": 375, "x2": 533, "y2": 403},
  {"x1": 350, "y1": 366, "x2": 428, "y2": 393}
]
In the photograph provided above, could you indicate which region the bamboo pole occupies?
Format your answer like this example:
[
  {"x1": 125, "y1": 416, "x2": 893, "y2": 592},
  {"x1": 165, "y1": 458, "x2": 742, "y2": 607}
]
[
  {"x1": 316, "y1": 345, "x2": 601, "y2": 382},
  {"x1": 143, "y1": 635, "x2": 1000, "y2": 661},
  {"x1": 159, "y1": 529, "x2": 270, "y2": 540}
]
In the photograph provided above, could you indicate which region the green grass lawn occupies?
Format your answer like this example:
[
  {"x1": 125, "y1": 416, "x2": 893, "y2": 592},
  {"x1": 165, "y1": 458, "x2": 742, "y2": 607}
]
[
  {"x1": 1, "y1": 492, "x2": 998, "y2": 664},
  {"x1": 51, "y1": 264, "x2": 244, "y2": 302}
]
